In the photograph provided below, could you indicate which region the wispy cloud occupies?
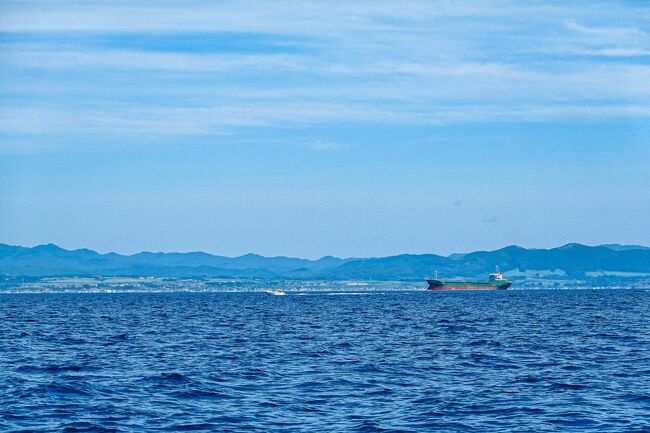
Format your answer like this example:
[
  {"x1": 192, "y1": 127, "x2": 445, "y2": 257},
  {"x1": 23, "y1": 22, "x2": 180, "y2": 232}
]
[
  {"x1": 308, "y1": 140, "x2": 341, "y2": 151},
  {"x1": 4, "y1": 101, "x2": 649, "y2": 138},
  {"x1": 4, "y1": 49, "x2": 306, "y2": 72},
  {"x1": 558, "y1": 20, "x2": 650, "y2": 57},
  {"x1": 0, "y1": 1, "x2": 553, "y2": 33},
  {"x1": 1, "y1": 0, "x2": 649, "y2": 138}
]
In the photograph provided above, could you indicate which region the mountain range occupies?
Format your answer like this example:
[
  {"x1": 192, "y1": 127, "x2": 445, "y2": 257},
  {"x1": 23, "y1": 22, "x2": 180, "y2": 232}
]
[{"x1": 1, "y1": 243, "x2": 649, "y2": 281}]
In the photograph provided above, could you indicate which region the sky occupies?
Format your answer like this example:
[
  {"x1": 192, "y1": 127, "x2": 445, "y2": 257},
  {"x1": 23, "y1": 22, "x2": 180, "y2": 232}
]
[{"x1": 1, "y1": 0, "x2": 649, "y2": 258}]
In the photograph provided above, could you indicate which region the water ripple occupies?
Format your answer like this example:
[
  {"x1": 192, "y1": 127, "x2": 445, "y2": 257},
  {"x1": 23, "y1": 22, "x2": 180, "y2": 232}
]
[{"x1": 1, "y1": 289, "x2": 649, "y2": 432}]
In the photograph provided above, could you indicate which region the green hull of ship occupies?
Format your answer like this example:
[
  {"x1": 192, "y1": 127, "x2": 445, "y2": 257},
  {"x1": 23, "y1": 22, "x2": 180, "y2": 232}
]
[{"x1": 426, "y1": 279, "x2": 511, "y2": 290}]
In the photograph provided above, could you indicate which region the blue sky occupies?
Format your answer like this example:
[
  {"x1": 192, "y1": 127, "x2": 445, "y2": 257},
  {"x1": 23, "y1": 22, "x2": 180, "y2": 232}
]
[{"x1": 1, "y1": 0, "x2": 649, "y2": 258}]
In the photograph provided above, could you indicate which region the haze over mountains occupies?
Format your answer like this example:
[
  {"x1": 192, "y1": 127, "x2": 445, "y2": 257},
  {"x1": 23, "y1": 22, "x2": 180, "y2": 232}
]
[{"x1": 1, "y1": 243, "x2": 649, "y2": 281}]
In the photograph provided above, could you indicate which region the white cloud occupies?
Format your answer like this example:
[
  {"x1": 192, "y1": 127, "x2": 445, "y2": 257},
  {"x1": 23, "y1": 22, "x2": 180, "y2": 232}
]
[
  {"x1": 0, "y1": 1, "x2": 545, "y2": 33},
  {"x1": 1, "y1": 0, "x2": 650, "y2": 136},
  {"x1": 565, "y1": 19, "x2": 647, "y2": 40},
  {"x1": 3, "y1": 101, "x2": 650, "y2": 138},
  {"x1": 308, "y1": 140, "x2": 341, "y2": 151},
  {"x1": 4, "y1": 49, "x2": 306, "y2": 72}
]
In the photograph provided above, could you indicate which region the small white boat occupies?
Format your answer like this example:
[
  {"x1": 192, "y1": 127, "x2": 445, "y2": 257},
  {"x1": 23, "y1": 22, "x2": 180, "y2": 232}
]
[{"x1": 264, "y1": 290, "x2": 286, "y2": 296}]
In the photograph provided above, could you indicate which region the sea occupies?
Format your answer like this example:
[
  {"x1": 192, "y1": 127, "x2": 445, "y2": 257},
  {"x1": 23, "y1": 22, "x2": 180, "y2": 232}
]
[{"x1": 1, "y1": 288, "x2": 649, "y2": 432}]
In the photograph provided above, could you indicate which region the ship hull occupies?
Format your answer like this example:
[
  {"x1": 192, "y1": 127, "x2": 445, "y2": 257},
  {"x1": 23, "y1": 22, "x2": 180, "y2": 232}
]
[{"x1": 426, "y1": 279, "x2": 510, "y2": 291}]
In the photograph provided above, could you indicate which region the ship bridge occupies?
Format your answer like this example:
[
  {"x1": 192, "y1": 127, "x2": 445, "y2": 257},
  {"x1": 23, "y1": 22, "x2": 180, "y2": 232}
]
[{"x1": 488, "y1": 266, "x2": 506, "y2": 282}]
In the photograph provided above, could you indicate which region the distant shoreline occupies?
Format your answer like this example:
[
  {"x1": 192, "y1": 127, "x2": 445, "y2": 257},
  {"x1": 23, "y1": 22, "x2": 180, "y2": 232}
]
[
  {"x1": 1, "y1": 243, "x2": 649, "y2": 287},
  {"x1": 1, "y1": 276, "x2": 649, "y2": 295}
]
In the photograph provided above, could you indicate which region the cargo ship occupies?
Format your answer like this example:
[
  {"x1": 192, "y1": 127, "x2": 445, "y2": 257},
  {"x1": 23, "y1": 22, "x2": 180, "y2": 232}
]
[{"x1": 426, "y1": 267, "x2": 511, "y2": 290}]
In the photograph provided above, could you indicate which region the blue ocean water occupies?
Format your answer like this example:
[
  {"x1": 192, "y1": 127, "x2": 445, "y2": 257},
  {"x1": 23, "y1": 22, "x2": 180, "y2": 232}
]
[{"x1": 1, "y1": 289, "x2": 649, "y2": 432}]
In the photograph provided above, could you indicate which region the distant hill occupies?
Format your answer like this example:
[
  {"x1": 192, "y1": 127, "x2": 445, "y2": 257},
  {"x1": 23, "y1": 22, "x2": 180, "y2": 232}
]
[
  {"x1": 600, "y1": 243, "x2": 650, "y2": 252},
  {"x1": 1, "y1": 242, "x2": 649, "y2": 281},
  {"x1": 0, "y1": 243, "x2": 352, "y2": 278}
]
